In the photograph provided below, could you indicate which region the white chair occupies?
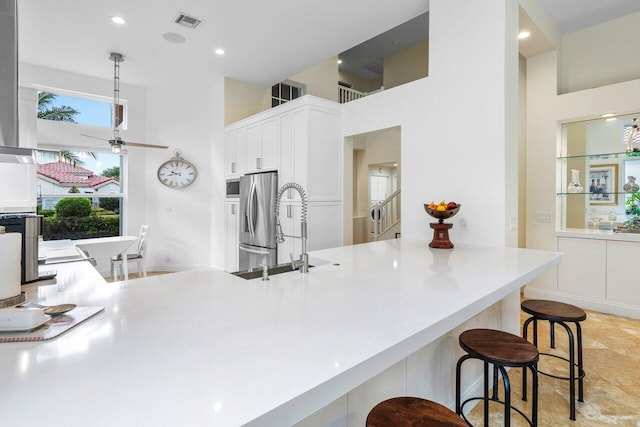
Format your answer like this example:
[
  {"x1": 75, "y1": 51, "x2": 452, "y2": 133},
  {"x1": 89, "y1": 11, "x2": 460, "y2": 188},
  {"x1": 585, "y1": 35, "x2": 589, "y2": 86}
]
[{"x1": 111, "y1": 225, "x2": 149, "y2": 280}]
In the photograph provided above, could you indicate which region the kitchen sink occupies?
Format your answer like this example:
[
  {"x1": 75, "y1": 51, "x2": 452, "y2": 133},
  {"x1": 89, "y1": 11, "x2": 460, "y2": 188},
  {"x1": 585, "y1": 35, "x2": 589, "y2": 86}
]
[{"x1": 232, "y1": 263, "x2": 315, "y2": 280}]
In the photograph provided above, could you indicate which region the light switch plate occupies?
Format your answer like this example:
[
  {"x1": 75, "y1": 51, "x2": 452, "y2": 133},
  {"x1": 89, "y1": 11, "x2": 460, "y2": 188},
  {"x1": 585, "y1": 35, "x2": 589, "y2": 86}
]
[{"x1": 535, "y1": 211, "x2": 552, "y2": 222}]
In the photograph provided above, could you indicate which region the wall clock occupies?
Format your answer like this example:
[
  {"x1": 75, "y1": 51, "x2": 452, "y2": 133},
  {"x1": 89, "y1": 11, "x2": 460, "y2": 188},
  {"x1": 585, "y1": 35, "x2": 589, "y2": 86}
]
[{"x1": 157, "y1": 150, "x2": 197, "y2": 188}]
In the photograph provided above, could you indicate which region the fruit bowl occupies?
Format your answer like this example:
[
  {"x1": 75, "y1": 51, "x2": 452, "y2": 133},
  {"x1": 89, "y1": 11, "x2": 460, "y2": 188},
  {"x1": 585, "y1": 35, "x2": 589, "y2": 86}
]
[{"x1": 424, "y1": 204, "x2": 461, "y2": 223}]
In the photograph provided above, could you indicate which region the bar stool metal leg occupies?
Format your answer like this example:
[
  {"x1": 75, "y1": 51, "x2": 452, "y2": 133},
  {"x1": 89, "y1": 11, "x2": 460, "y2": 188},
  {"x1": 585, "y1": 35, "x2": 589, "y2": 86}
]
[{"x1": 576, "y1": 321, "x2": 584, "y2": 402}]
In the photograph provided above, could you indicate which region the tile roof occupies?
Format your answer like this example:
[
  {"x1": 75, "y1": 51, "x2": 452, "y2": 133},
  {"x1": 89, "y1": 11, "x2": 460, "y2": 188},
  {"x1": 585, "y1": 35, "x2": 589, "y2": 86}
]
[{"x1": 37, "y1": 162, "x2": 119, "y2": 188}]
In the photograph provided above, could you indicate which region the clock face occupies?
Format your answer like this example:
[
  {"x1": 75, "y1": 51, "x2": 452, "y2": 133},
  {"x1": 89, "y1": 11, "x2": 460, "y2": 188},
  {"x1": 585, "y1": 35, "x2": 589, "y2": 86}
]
[{"x1": 157, "y1": 159, "x2": 197, "y2": 188}]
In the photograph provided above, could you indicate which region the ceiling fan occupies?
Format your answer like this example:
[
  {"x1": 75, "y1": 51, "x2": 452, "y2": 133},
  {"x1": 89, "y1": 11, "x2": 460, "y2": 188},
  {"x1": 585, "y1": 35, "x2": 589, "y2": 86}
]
[{"x1": 81, "y1": 53, "x2": 168, "y2": 154}]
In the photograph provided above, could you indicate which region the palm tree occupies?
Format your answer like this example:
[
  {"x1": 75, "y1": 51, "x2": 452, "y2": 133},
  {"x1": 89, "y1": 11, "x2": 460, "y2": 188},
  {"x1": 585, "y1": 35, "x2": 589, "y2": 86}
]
[
  {"x1": 37, "y1": 92, "x2": 80, "y2": 122},
  {"x1": 37, "y1": 150, "x2": 94, "y2": 166}
]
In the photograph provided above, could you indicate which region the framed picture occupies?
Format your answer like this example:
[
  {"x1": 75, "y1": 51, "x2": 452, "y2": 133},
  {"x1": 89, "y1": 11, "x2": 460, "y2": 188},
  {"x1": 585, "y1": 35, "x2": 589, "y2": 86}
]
[{"x1": 589, "y1": 164, "x2": 618, "y2": 205}]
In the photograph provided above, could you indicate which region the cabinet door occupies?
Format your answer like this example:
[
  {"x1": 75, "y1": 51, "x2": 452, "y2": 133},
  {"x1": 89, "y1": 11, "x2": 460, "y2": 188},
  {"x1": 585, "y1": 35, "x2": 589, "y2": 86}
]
[
  {"x1": 260, "y1": 118, "x2": 280, "y2": 171},
  {"x1": 0, "y1": 163, "x2": 37, "y2": 212},
  {"x1": 276, "y1": 203, "x2": 302, "y2": 264},
  {"x1": 606, "y1": 241, "x2": 640, "y2": 306},
  {"x1": 225, "y1": 202, "x2": 239, "y2": 272},
  {"x1": 225, "y1": 129, "x2": 245, "y2": 175},
  {"x1": 292, "y1": 108, "x2": 309, "y2": 190},
  {"x1": 307, "y1": 202, "x2": 341, "y2": 251},
  {"x1": 557, "y1": 237, "x2": 606, "y2": 299},
  {"x1": 278, "y1": 112, "x2": 295, "y2": 199},
  {"x1": 225, "y1": 131, "x2": 238, "y2": 175},
  {"x1": 245, "y1": 124, "x2": 262, "y2": 172}
]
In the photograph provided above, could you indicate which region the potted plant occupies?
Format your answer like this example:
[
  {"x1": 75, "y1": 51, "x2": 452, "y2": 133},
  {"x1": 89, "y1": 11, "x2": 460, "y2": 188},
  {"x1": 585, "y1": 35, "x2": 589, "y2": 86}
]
[{"x1": 626, "y1": 192, "x2": 640, "y2": 216}]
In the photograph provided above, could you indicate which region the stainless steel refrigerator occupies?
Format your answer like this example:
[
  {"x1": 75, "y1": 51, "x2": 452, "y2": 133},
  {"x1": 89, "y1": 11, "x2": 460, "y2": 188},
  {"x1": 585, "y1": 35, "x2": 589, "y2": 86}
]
[{"x1": 238, "y1": 171, "x2": 278, "y2": 271}]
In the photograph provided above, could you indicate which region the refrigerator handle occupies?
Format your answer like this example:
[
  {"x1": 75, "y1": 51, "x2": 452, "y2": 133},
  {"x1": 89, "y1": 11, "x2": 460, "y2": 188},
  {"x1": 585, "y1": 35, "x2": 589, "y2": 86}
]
[
  {"x1": 248, "y1": 180, "x2": 257, "y2": 237},
  {"x1": 239, "y1": 243, "x2": 270, "y2": 255}
]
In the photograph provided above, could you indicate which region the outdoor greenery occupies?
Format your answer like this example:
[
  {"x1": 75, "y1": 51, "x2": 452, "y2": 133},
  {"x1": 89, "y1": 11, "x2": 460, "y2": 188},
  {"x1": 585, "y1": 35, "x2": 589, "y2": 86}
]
[
  {"x1": 99, "y1": 197, "x2": 120, "y2": 213},
  {"x1": 44, "y1": 215, "x2": 119, "y2": 240},
  {"x1": 54, "y1": 197, "x2": 93, "y2": 218},
  {"x1": 37, "y1": 92, "x2": 79, "y2": 123},
  {"x1": 40, "y1": 197, "x2": 120, "y2": 240},
  {"x1": 102, "y1": 166, "x2": 120, "y2": 180}
]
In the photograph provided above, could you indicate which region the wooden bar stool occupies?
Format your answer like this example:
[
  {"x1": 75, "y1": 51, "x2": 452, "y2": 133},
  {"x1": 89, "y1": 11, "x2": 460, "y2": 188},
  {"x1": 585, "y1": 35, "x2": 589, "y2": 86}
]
[
  {"x1": 521, "y1": 299, "x2": 586, "y2": 421},
  {"x1": 367, "y1": 397, "x2": 467, "y2": 427},
  {"x1": 456, "y1": 329, "x2": 539, "y2": 427}
]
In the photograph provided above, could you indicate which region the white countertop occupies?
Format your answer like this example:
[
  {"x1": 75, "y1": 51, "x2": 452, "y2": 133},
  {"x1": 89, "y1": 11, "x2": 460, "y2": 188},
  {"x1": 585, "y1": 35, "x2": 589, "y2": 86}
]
[
  {"x1": 557, "y1": 228, "x2": 640, "y2": 242},
  {"x1": 0, "y1": 239, "x2": 561, "y2": 427}
]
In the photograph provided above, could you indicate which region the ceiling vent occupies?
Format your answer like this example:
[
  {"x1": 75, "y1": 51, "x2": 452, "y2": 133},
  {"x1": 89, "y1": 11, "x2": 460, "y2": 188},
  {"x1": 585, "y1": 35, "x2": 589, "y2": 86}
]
[{"x1": 174, "y1": 12, "x2": 203, "y2": 29}]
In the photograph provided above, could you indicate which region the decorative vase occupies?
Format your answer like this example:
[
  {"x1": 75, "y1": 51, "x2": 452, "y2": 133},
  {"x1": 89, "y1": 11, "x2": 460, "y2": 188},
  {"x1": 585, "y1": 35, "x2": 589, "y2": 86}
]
[
  {"x1": 567, "y1": 169, "x2": 584, "y2": 193},
  {"x1": 623, "y1": 176, "x2": 640, "y2": 193}
]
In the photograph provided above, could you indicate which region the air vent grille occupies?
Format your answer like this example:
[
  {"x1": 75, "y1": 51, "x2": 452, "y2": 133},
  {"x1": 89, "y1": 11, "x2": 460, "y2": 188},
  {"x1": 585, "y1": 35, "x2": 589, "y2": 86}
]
[{"x1": 174, "y1": 12, "x2": 203, "y2": 29}]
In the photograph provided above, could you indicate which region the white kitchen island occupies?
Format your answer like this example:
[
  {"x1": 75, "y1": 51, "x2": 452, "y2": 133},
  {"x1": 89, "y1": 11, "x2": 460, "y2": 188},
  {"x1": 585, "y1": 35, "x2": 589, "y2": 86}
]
[{"x1": 0, "y1": 239, "x2": 561, "y2": 426}]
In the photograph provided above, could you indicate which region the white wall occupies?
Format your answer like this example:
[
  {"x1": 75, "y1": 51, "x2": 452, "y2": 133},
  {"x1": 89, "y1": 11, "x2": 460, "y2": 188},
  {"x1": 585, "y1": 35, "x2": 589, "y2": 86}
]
[
  {"x1": 343, "y1": 0, "x2": 519, "y2": 247},
  {"x1": 142, "y1": 79, "x2": 222, "y2": 272},
  {"x1": 560, "y1": 12, "x2": 640, "y2": 94}
]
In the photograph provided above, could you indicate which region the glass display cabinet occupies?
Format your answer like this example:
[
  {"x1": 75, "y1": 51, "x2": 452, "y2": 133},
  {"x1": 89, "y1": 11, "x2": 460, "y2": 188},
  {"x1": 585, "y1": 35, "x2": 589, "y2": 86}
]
[{"x1": 557, "y1": 112, "x2": 640, "y2": 232}]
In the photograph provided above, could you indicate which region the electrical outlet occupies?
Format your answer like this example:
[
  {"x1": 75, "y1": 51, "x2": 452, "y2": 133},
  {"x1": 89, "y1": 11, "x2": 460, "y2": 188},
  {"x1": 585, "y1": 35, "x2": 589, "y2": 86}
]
[
  {"x1": 535, "y1": 211, "x2": 552, "y2": 222},
  {"x1": 459, "y1": 218, "x2": 468, "y2": 229}
]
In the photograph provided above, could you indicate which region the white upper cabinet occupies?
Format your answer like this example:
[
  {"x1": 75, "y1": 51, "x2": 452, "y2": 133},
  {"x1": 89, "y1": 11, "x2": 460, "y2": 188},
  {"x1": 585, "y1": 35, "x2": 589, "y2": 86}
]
[
  {"x1": 224, "y1": 96, "x2": 343, "y2": 265},
  {"x1": 225, "y1": 128, "x2": 245, "y2": 176},
  {"x1": 260, "y1": 118, "x2": 280, "y2": 171}
]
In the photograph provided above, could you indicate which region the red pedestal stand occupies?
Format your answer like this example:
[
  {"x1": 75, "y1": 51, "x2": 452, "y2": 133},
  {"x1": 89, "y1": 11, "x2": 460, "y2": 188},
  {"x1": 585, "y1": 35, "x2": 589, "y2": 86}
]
[{"x1": 429, "y1": 222, "x2": 454, "y2": 249}]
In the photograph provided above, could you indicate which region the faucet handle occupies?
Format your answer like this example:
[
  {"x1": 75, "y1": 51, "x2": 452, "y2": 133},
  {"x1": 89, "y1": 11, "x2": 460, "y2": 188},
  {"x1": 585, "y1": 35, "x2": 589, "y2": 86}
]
[{"x1": 289, "y1": 253, "x2": 297, "y2": 270}]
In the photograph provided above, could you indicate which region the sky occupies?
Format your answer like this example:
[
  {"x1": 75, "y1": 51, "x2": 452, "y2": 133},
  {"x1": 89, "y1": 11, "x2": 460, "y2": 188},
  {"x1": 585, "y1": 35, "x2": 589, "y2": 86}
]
[{"x1": 50, "y1": 94, "x2": 112, "y2": 128}]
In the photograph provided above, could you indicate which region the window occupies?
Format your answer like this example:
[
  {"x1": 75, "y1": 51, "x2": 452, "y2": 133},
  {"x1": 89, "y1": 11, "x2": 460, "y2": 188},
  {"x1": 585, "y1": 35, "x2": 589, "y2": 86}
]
[
  {"x1": 271, "y1": 81, "x2": 305, "y2": 107},
  {"x1": 36, "y1": 88, "x2": 125, "y2": 129},
  {"x1": 36, "y1": 151, "x2": 125, "y2": 240}
]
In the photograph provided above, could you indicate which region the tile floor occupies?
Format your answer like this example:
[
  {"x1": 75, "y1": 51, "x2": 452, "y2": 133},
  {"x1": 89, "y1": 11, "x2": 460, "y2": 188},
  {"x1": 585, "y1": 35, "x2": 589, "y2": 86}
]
[{"x1": 467, "y1": 305, "x2": 640, "y2": 426}]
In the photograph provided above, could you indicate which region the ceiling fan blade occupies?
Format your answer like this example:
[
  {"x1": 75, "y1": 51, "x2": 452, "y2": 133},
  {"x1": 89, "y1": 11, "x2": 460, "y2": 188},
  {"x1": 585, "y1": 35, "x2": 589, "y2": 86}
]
[
  {"x1": 80, "y1": 133, "x2": 109, "y2": 142},
  {"x1": 122, "y1": 141, "x2": 169, "y2": 149}
]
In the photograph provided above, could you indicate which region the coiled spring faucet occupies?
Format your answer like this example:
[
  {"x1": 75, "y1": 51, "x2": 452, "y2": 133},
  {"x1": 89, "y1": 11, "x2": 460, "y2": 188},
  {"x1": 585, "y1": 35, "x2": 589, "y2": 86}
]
[{"x1": 274, "y1": 182, "x2": 309, "y2": 273}]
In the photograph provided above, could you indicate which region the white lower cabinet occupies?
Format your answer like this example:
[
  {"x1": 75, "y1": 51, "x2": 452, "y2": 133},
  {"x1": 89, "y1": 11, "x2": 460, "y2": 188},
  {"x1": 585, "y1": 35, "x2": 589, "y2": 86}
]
[
  {"x1": 553, "y1": 235, "x2": 640, "y2": 318},
  {"x1": 557, "y1": 237, "x2": 606, "y2": 299},
  {"x1": 606, "y1": 240, "x2": 640, "y2": 306},
  {"x1": 225, "y1": 201, "x2": 239, "y2": 272}
]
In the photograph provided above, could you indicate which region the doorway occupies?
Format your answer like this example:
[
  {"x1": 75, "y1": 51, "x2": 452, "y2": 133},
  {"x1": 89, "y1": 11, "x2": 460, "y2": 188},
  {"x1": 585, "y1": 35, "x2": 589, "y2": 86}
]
[{"x1": 343, "y1": 126, "x2": 401, "y2": 245}]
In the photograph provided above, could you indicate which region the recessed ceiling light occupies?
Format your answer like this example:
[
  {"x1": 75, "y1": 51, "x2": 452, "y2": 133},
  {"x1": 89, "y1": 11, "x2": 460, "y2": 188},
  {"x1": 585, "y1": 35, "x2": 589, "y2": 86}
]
[
  {"x1": 605, "y1": 117, "x2": 618, "y2": 122},
  {"x1": 110, "y1": 16, "x2": 126, "y2": 25},
  {"x1": 163, "y1": 32, "x2": 186, "y2": 44},
  {"x1": 215, "y1": 48, "x2": 225, "y2": 55},
  {"x1": 601, "y1": 113, "x2": 615, "y2": 118},
  {"x1": 337, "y1": 59, "x2": 342, "y2": 64},
  {"x1": 518, "y1": 31, "x2": 530, "y2": 39}
]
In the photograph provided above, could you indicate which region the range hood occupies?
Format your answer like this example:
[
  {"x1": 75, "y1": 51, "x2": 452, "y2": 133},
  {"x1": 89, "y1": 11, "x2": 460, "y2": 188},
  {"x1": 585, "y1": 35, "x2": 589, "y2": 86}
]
[{"x1": 0, "y1": 0, "x2": 35, "y2": 164}]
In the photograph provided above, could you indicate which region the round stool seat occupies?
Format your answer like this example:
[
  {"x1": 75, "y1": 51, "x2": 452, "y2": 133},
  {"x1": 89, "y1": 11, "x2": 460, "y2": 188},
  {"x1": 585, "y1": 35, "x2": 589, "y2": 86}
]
[
  {"x1": 459, "y1": 328, "x2": 539, "y2": 367},
  {"x1": 521, "y1": 299, "x2": 586, "y2": 322},
  {"x1": 367, "y1": 397, "x2": 467, "y2": 427}
]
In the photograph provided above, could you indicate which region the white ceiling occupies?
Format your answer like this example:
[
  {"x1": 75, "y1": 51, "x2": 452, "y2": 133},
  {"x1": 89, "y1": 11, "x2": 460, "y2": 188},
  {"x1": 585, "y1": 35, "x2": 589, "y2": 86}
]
[
  {"x1": 17, "y1": 0, "x2": 429, "y2": 88},
  {"x1": 537, "y1": 0, "x2": 640, "y2": 33},
  {"x1": 17, "y1": 0, "x2": 640, "y2": 89}
]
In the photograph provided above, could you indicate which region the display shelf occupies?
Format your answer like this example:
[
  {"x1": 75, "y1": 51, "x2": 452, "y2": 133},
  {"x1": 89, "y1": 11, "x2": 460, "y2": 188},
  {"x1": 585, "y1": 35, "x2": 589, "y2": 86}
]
[
  {"x1": 557, "y1": 151, "x2": 640, "y2": 160},
  {"x1": 556, "y1": 192, "x2": 634, "y2": 195}
]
